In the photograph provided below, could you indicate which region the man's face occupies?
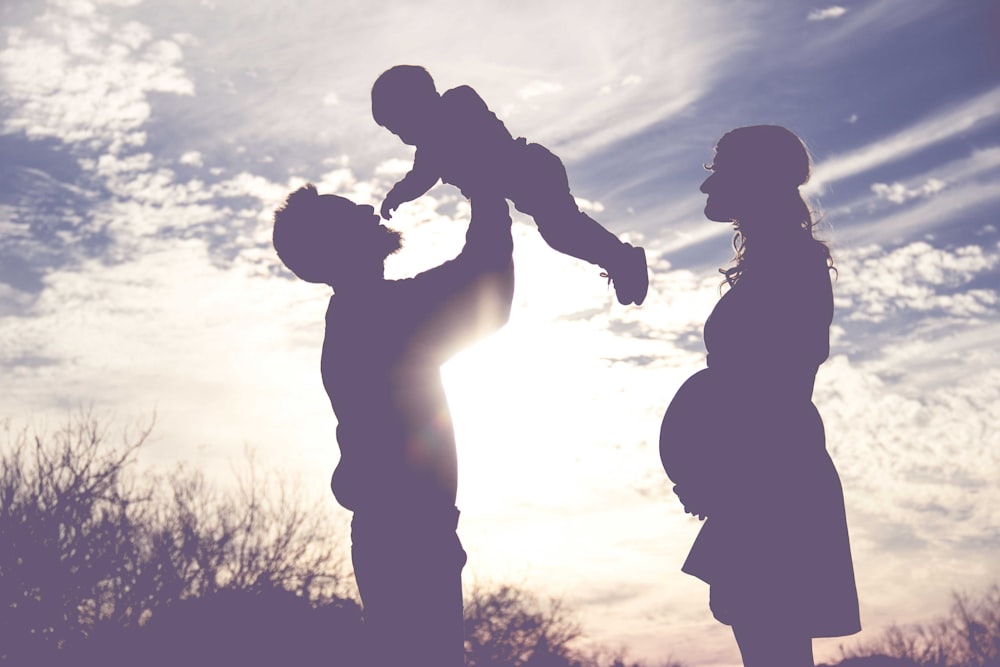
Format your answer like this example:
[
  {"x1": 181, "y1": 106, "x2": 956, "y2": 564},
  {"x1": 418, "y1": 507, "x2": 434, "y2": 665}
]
[{"x1": 325, "y1": 202, "x2": 403, "y2": 268}]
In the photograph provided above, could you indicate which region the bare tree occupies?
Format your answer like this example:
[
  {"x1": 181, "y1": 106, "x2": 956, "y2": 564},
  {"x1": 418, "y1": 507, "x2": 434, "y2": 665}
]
[
  {"x1": 464, "y1": 583, "x2": 583, "y2": 667},
  {"x1": 0, "y1": 413, "x2": 352, "y2": 663},
  {"x1": 148, "y1": 454, "x2": 350, "y2": 604},
  {"x1": 462, "y1": 583, "x2": 688, "y2": 667},
  {"x1": 839, "y1": 585, "x2": 1000, "y2": 667},
  {"x1": 0, "y1": 413, "x2": 152, "y2": 661}
]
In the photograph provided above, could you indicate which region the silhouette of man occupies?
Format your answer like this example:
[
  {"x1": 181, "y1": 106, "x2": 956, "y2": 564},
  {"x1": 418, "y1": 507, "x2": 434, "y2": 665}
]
[{"x1": 273, "y1": 186, "x2": 515, "y2": 667}]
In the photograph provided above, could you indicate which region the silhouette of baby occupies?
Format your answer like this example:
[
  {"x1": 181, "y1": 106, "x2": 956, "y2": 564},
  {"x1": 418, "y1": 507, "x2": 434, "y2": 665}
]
[{"x1": 372, "y1": 64, "x2": 648, "y2": 306}]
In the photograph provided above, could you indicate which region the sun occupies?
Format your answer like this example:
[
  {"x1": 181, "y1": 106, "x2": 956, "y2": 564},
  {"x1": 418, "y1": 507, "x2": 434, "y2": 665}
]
[{"x1": 441, "y1": 310, "x2": 623, "y2": 515}]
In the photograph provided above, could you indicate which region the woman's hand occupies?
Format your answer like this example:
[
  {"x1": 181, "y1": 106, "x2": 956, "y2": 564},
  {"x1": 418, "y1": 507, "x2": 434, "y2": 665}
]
[{"x1": 673, "y1": 484, "x2": 710, "y2": 521}]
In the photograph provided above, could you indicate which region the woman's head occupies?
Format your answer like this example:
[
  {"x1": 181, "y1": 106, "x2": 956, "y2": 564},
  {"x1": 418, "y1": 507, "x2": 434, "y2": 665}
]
[
  {"x1": 699, "y1": 125, "x2": 831, "y2": 284},
  {"x1": 700, "y1": 125, "x2": 811, "y2": 229}
]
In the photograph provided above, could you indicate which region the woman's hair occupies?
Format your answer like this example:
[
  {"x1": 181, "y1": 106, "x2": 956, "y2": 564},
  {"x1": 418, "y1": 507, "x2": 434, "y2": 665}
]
[{"x1": 712, "y1": 125, "x2": 834, "y2": 287}]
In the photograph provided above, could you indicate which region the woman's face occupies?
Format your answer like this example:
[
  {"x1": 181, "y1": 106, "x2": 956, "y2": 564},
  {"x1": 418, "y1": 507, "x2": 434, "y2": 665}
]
[
  {"x1": 700, "y1": 156, "x2": 744, "y2": 224},
  {"x1": 700, "y1": 148, "x2": 774, "y2": 225}
]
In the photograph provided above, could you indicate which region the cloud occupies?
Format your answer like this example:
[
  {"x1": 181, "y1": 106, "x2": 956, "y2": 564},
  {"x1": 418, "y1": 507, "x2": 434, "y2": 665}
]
[
  {"x1": 841, "y1": 180, "x2": 1000, "y2": 245},
  {"x1": 822, "y1": 145, "x2": 1000, "y2": 244},
  {"x1": 178, "y1": 150, "x2": 203, "y2": 167},
  {"x1": 803, "y1": 0, "x2": 946, "y2": 56},
  {"x1": 808, "y1": 6, "x2": 848, "y2": 21},
  {"x1": 0, "y1": 6, "x2": 193, "y2": 154},
  {"x1": 516, "y1": 80, "x2": 563, "y2": 100},
  {"x1": 807, "y1": 86, "x2": 1000, "y2": 194},
  {"x1": 817, "y1": 351, "x2": 1000, "y2": 551},
  {"x1": 572, "y1": 196, "x2": 605, "y2": 214},
  {"x1": 834, "y1": 241, "x2": 999, "y2": 322},
  {"x1": 871, "y1": 178, "x2": 946, "y2": 204},
  {"x1": 373, "y1": 158, "x2": 412, "y2": 177},
  {"x1": 0, "y1": 237, "x2": 342, "y2": 480}
]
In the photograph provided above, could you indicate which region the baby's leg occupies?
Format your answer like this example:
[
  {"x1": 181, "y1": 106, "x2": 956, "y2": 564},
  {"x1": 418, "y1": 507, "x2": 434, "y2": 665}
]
[{"x1": 510, "y1": 141, "x2": 648, "y2": 305}]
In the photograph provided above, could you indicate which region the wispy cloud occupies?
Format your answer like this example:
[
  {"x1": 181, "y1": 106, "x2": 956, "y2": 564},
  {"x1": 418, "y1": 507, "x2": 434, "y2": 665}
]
[
  {"x1": 871, "y1": 178, "x2": 947, "y2": 204},
  {"x1": 807, "y1": 86, "x2": 1000, "y2": 194},
  {"x1": 808, "y1": 6, "x2": 848, "y2": 21},
  {"x1": 840, "y1": 180, "x2": 1000, "y2": 245},
  {"x1": 821, "y1": 145, "x2": 1000, "y2": 244},
  {"x1": 516, "y1": 80, "x2": 563, "y2": 100}
]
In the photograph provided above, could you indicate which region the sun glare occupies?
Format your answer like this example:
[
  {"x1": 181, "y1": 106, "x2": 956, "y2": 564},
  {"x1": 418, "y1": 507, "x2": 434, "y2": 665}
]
[{"x1": 442, "y1": 316, "x2": 604, "y2": 513}]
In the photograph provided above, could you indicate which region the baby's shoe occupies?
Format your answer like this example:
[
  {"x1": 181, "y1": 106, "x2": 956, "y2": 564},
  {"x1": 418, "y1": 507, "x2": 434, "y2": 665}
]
[{"x1": 606, "y1": 244, "x2": 648, "y2": 306}]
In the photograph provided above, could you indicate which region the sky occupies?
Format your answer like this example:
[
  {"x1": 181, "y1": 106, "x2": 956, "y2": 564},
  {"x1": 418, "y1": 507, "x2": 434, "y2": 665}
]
[{"x1": 1, "y1": 1, "x2": 999, "y2": 665}]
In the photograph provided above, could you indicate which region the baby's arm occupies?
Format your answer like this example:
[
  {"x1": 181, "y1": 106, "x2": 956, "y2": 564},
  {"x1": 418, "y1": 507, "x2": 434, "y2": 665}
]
[{"x1": 381, "y1": 155, "x2": 440, "y2": 219}]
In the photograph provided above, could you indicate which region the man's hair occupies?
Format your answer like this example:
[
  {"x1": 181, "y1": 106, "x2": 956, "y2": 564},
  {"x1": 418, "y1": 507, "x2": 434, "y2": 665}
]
[
  {"x1": 272, "y1": 184, "x2": 355, "y2": 283},
  {"x1": 371, "y1": 65, "x2": 437, "y2": 127}
]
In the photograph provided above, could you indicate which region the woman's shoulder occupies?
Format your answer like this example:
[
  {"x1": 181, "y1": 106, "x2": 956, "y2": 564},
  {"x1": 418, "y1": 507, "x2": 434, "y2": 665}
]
[{"x1": 750, "y1": 238, "x2": 831, "y2": 280}]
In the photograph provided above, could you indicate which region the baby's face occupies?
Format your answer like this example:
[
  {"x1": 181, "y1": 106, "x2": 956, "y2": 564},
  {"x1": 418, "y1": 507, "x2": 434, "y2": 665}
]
[
  {"x1": 386, "y1": 123, "x2": 420, "y2": 146},
  {"x1": 379, "y1": 95, "x2": 436, "y2": 145},
  {"x1": 386, "y1": 117, "x2": 424, "y2": 146}
]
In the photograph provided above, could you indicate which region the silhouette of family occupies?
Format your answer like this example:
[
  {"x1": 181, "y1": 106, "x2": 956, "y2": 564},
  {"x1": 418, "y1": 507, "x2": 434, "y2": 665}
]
[{"x1": 273, "y1": 66, "x2": 860, "y2": 667}]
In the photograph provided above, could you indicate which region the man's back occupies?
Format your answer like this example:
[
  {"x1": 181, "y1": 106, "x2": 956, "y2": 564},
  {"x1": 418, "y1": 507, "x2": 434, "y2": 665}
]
[
  {"x1": 322, "y1": 281, "x2": 460, "y2": 514},
  {"x1": 321, "y1": 199, "x2": 515, "y2": 515}
]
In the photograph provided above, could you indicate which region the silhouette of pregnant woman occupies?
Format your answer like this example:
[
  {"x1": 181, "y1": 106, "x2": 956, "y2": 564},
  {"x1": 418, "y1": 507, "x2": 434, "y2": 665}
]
[{"x1": 660, "y1": 125, "x2": 861, "y2": 667}]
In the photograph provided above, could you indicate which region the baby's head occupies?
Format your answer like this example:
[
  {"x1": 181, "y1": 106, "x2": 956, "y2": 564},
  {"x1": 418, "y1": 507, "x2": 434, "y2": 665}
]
[{"x1": 371, "y1": 65, "x2": 439, "y2": 145}]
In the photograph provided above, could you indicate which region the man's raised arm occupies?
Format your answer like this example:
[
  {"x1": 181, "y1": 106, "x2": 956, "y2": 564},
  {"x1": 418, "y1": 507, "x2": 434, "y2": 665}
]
[{"x1": 401, "y1": 196, "x2": 515, "y2": 360}]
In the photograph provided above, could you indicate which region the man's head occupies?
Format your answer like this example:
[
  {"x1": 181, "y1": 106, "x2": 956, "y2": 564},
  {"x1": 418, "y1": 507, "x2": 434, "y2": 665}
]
[
  {"x1": 273, "y1": 184, "x2": 402, "y2": 288},
  {"x1": 371, "y1": 65, "x2": 439, "y2": 145}
]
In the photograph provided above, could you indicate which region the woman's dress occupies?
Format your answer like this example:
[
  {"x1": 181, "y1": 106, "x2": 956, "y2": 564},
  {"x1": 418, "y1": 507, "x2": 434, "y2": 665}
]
[{"x1": 662, "y1": 244, "x2": 861, "y2": 637}]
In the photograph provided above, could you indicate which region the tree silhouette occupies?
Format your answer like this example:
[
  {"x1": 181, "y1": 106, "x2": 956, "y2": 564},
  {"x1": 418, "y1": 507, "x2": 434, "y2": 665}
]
[
  {"x1": 0, "y1": 414, "x2": 153, "y2": 662},
  {"x1": 839, "y1": 586, "x2": 1000, "y2": 667},
  {"x1": 0, "y1": 413, "x2": 353, "y2": 664},
  {"x1": 464, "y1": 583, "x2": 581, "y2": 667}
]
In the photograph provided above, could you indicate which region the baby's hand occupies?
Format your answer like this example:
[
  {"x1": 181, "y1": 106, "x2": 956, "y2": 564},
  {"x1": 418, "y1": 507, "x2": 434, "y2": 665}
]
[
  {"x1": 380, "y1": 199, "x2": 395, "y2": 220},
  {"x1": 381, "y1": 187, "x2": 407, "y2": 219}
]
